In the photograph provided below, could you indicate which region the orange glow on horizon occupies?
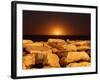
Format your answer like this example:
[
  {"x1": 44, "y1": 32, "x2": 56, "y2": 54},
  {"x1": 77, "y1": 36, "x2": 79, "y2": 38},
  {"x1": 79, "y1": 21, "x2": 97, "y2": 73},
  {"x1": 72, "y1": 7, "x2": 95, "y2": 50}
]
[
  {"x1": 52, "y1": 28, "x2": 63, "y2": 35},
  {"x1": 51, "y1": 25, "x2": 65, "y2": 35},
  {"x1": 55, "y1": 30, "x2": 61, "y2": 35},
  {"x1": 49, "y1": 25, "x2": 71, "y2": 35}
]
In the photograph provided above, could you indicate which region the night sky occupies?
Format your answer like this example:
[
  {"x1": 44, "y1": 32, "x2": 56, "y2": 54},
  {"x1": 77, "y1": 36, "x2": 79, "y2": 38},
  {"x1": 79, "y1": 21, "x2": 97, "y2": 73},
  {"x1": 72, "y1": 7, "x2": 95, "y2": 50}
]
[{"x1": 23, "y1": 10, "x2": 90, "y2": 36}]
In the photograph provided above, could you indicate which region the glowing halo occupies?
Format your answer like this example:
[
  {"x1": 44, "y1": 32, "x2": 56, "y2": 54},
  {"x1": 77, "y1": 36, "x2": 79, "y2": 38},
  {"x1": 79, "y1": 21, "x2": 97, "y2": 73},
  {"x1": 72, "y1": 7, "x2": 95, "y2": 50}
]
[{"x1": 55, "y1": 30, "x2": 60, "y2": 35}]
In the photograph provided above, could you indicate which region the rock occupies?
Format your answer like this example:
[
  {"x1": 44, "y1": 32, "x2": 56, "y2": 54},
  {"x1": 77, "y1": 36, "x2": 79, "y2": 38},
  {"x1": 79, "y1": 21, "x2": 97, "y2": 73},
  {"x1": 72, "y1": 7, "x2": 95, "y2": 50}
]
[
  {"x1": 23, "y1": 53, "x2": 35, "y2": 69},
  {"x1": 62, "y1": 51, "x2": 90, "y2": 64},
  {"x1": 67, "y1": 61, "x2": 91, "y2": 67},
  {"x1": 66, "y1": 44, "x2": 77, "y2": 51},
  {"x1": 44, "y1": 53, "x2": 60, "y2": 67},
  {"x1": 48, "y1": 39, "x2": 67, "y2": 50},
  {"x1": 77, "y1": 45, "x2": 90, "y2": 51}
]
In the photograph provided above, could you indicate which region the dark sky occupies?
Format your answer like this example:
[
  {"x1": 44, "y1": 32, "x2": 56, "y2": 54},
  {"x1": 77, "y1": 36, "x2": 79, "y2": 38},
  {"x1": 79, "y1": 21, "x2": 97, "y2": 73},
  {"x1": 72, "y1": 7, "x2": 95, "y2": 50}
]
[{"x1": 23, "y1": 10, "x2": 90, "y2": 36}]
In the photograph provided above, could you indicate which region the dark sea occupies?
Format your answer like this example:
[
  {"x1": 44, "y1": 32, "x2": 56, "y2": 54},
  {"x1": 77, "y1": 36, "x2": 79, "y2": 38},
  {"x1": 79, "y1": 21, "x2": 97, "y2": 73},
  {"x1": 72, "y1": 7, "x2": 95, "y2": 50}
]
[{"x1": 23, "y1": 35, "x2": 90, "y2": 41}]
